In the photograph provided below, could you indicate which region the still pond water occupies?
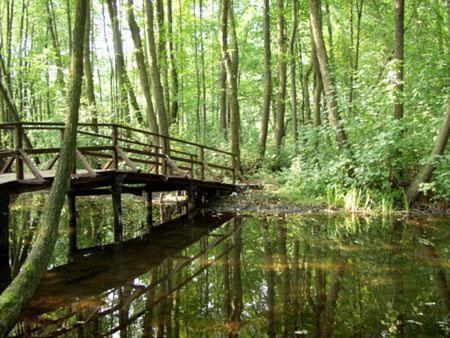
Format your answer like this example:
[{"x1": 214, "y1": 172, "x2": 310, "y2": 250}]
[{"x1": 3, "y1": 194, "x2": 450, "y2": 337}]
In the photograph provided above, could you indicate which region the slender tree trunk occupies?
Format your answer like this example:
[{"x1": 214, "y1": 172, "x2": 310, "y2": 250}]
[
  {"x1": 194, "y1": 0, "x2": 201, "y2": 139},
  {"x1": 0, "y1": 0, "x2": 88, "y2": 333},
  {"x1": 311, "y1": 38, "x2": 323, "y2": 127},
  {"x1": 302, "y1": 64, "x2": 313, "y2": 123},
  {"x1": 106, "y1": 0, "x2": 143, "y2": 125},
  {"x1": 309, "y1": 0, "x2": 349, "y2": 149},
  {"x1": 200, "y1": 0, "x2": 207, "y2": 142},
  {"x1": 156, "y1": 0, "x2": 170, "y2": 121},
  {"x1": 83, "y1": 0, "x2": 98, "y2": 132},
  {"x1": 167, "y1": 0, "x2": 179, "y2": 123},
  {"x1": 274, "y1": 0, "x2": 287, "y2": 157},
  {"x1": 219, "y1": 0, "x2": 241, "y2": 170},
  {"x1": 145, "y1": 0, "x2": 169, "y2": 141},
  {"x1": 290, "y1": 0, "x2": 299, "y2": 153},
  {"x1": 394, "y1": 0, "x2": 404, "y2": 119},
  {"x1": 258, "y1": 0, "x2": 272, "y2": 160},
  {"x1": 219, "y1": 63, "x2": 228, "y2": 138},
  {"x1": 127, "y1": 0, "x2": 159, "y2": 145},
  {"x1": 47, "y1": 0, "x2": 65, "y2": 88}
]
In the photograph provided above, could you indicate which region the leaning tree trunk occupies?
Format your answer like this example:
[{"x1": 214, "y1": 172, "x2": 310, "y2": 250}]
[
  {"x1": 309, "y1": 0, "x2": 348, "y2": 149},
  {"x1": 258, "y1": 0, "x2": 272, "y2": 160},
  {"x1": 406, "y1": 0, "x2": 450, "y2": 202},
  {"x1": 0, "y1": 0, "x2": 88, "y2": 333}
]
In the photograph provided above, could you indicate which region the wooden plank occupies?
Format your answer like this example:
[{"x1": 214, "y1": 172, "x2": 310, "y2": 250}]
[
  {"x1": 18, "y1": 149, "x2": 44, "y2": 181},
  {"x1": 75, "y1": 149, "x2": 96, "y2": 177},
  {"x1": 115, "y1": 146, "x2": 139, "y2": 172}
]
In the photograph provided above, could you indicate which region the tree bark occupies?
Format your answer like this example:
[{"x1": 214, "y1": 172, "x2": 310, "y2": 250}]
[
  {"x1": 156, "y1": 0, "x2": 170, "y2": 121},
  {"x1": 83, "y1": 0, "x2": 98, "y2": 132},
  {"x1": 302, "y1": 64, "x2": 313, "y2": 123},
  {"x1": 274, "y1": 0, "x2": 287, "y2": 156},
  {"x1": 0, "y1": 0, "x2": 88, "y2": 333},
  {"x1": 145, "y1": 0, "x2": 170, "y2": 142},
  {"x1": 289, "y1": 0, "x2": 299, "y2": 153},
  {"x1": 46, "y1": 0, "x2": 65, "y2": 88},
  {"x1": 311, "y1": 37, "x2": 323, "y2": 127},
  {"x1": 219, "y1": 0, "x2": 241, "y2": 170},
  {"x1": 394, "y1": 0, "x2": 404, "y2": 119},
  {"x1": 127, "y1": 0, "x2": 160, "y2": 145},
  {"x1": 167, "y1": 0, "x2": 179, "y2": 123},
  {"x1": 309, "y1": 0, "x2": 348, "y2": 149},
  {"x1": 106, "y1": 0, "x2": 143, "y2": 124},
  {"x1": 258, "y1": 0, "x2": 272, "y2": 159}
]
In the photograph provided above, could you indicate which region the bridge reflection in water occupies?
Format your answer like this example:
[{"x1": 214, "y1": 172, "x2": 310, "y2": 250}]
[{"x1": 5, "y1": 194, "x2": 240, "y2": 337}]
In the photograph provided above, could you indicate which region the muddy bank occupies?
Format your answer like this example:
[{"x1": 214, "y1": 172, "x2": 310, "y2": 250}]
[{"x1": 206, "y1": 189, "x2": 450, "y2": 217}]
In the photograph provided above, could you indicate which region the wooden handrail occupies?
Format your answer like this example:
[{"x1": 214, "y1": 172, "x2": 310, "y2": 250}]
[{"x1": 0, "y1": 121, "x2": 240, "y2": 183}]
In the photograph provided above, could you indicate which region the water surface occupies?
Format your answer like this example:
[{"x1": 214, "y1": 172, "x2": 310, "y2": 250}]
[{"x1": 4, "y1": 195, "x2": 450, "y2": 337}]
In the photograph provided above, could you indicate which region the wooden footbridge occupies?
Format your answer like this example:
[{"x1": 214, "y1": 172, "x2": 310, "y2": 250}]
[
  {"x1": 0, "y1": 121, "x2": 243, "y2": 274},
  {"x1": 0, "y1": 121, "x2": 242, "y2": 195}
]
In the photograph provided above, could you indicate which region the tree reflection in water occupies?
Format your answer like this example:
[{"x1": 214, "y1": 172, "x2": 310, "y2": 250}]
[{"x1": 2, "y1": 194, "x2": 449, "y2": 337}]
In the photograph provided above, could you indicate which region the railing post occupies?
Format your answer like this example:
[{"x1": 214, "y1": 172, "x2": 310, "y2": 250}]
[
  {"x1": 232, "y1": 154, "x2": 237, "y2": 184},
  {"x1": 199, "y1": 146, "x2": 205, "y2": 180},
  {"x1": 161, "y1": 136, "x2": 167, "y2": 176},
  {"x1": 112, "y1": 124, "x2": 119, "y2": 170},
  {"x1": 15, "y1": 124, "x2": 24, "y2": 180},
  {"x1": 189, "y1": 155, "x2": 194, "y2": 179}
]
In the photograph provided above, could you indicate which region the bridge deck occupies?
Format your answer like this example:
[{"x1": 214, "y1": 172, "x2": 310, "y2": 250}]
[{"x1": 0, "y1": 169, "x2": 238, "y2": 195}]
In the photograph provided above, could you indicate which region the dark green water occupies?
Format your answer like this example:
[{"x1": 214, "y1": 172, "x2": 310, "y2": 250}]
[{"x1": 4, "y1": 194, "x2": 450, "y2": 337}]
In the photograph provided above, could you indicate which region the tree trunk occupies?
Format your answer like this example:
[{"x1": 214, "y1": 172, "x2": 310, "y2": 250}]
[
  {"x1": 106, "y1": 0, "x2": 142, "y2": 125},
  {"x1": 290, "y1": 0, "x2": 299, "y2": 153},
  {"x1": 46, "y1": 0, "x2": 65, "y2": 88},
  {"x1": 394, "y1": 0, "x2": 404, "y2": 119},
  {"x1": 258, "y1": 0, "x2": 272, "y2": 159},
  {"x1": 311, "y1": 38, "x2": 323, "y2": 127},
  {"x1": 167, "y1": 0, "x2": 179, "y2": 123},
  {"x1": 0, "y1": 0, "x2": 88, "y2": 333},
  {"x1": 145, "y1": 0, "x2": 170, "y2": 142},
  {"x1": 127, "y1": 0, "x2": 160, "y2": 145},
  {"x1": 274, "y1": 0, "x2": 287, "y2": 157},
  {"x1": 302, "y1": 64, "x2": 313, "y2": 123},
  {"x1": 309, "y1": 0, "x2": 348, "y2": 149},
  {"x1": 83, "y1": 0, "x2": 98, "y2": 132},
  {"x1": 156, "y1": 0, "x2": 170, "y2": 121},
  {"x1": 219, "y1": 0, "x2": 241, "y2": 170}
]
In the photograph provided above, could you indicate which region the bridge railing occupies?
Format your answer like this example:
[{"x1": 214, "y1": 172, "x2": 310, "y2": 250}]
[{"x1": 0, "y1": 122, "x2": 239, "y2": 184}]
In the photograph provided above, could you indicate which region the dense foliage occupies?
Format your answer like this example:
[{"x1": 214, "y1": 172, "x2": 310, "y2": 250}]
[{"x1": 0, "y1": 0, "x2": 448, "y2": 205}]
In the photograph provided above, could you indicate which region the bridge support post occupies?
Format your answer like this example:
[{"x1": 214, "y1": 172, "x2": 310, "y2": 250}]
[
  {"x1": 67, "y1": 193, "x2": 78, "y2": 258},
  {"x1": 145, "y1": 189, "x2": 153, "y2": 231},
  {"x1": 112, "y1": 180, "x2": 123, "y2": 243},
  {"x1": 0, "y1": 191, "x2": 11, "y2": 291},
  {"x1": 187, "y1": 186, "x2": 195, "y2": 219},
  {"x1": 15, "y1": 124, "x2": 24, "y2": 180}
]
